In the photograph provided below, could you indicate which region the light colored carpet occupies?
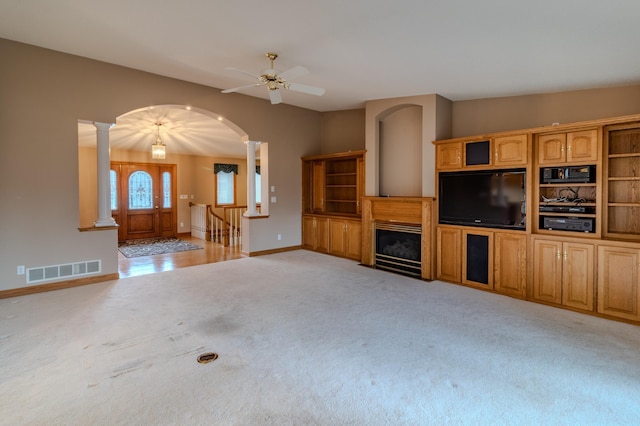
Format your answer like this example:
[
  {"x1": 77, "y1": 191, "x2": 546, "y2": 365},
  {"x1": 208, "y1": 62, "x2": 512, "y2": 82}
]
[{"x1": 1, "y1": 250, "x2": 639, "y2": 425}]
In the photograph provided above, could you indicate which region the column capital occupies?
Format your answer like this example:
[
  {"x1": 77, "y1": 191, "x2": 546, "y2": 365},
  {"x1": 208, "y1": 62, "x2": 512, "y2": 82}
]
[{"x1": 94, "y1": 122, "x2": 114, "y2": 133}]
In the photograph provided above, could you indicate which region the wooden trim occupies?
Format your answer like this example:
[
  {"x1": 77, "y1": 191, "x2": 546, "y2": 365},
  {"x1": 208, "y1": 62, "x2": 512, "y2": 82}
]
[
  {"x1": 78, "y1": 225, "x2": 119, "y2": 232},
  {"x1": 242, "y1": 245, "x2": 302, "y2": 257},
  {"x1": 0, "y1": 273, "x2": 119, "y2": 299},
  {"x1": 301, "y1": 149, "x2": 366, "y2": 161},
  {"x1": 433, "y1": 113, "x2": 640, "y2": 145}
]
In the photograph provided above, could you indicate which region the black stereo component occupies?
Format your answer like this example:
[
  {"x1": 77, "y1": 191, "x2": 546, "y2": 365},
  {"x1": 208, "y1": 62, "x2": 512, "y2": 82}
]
[
  {"x1": 541, "y1": 166, "x2": 595, "y2": 184},
  {"x1": 539, "y1": 205, "x2": 595, "y2": 214},
  {"x1": 543, "y1": 217, "x2": 594, "y2": 232}
]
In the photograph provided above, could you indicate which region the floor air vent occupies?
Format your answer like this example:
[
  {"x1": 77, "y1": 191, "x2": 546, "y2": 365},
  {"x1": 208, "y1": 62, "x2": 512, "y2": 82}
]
[{"x1": 27, "y1": 260, "x2": 101, "y2": 284}]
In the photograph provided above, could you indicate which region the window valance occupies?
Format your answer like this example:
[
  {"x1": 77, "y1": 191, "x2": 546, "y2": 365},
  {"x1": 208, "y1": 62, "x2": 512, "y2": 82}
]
[{"x1": 214, "y1": 163, "x2": 238, "y2": 174}]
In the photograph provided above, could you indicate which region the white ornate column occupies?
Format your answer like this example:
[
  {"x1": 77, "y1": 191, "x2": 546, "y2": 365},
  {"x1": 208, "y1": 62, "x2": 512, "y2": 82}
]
[
  {"x1": 94, "y1": 122, "x2": 117, "y2": 227},
  {"x1": 244, "y1": 140, "x2": 261, "y2": 217}
]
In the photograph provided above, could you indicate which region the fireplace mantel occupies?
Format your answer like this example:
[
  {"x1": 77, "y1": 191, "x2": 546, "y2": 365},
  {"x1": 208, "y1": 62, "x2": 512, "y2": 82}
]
[{"x1": 361, "y1": 197, "x2": 434, "y2": 280}]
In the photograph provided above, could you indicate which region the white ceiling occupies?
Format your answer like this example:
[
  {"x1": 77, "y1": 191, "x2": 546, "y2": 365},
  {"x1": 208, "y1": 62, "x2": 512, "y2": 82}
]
[
  {"x1": 2, "y1": 0, "x2": 640, "y2": 113},
  {"x1": 78, "y1": 105, "x2": 248, "y2": 157}
]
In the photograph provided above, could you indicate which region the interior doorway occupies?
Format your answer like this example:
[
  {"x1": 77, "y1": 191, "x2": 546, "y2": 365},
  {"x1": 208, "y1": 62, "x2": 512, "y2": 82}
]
[{"x1": 111, "y1": 161, "x2": 177, "y2": 241}]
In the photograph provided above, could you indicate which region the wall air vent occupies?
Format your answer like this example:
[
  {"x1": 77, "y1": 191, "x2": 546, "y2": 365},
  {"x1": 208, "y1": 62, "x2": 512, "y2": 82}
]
[{"x1": 26, "y1": 260, "x2": 101, "y2": 284}]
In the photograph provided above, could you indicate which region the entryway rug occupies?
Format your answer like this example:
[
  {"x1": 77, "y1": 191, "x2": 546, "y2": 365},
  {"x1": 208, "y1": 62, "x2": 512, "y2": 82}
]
[{"x1": 118, "y1": 237, "x2": 203, "y2": 258}]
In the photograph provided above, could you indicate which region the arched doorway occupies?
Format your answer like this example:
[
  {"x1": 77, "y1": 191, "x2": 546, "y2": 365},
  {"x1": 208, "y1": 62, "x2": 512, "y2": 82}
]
[{"x1": 77, "y1": 105, "x2": 255, "y2": 275}]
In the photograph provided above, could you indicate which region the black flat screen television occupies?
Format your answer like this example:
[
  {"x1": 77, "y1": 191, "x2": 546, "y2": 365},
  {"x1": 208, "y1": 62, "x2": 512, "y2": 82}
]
[{"x1": 438, "y1": 168, "x2": 526, "y2": 230}]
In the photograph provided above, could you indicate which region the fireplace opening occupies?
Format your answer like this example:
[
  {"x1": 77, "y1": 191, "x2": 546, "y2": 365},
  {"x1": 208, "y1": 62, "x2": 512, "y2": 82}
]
[{"x1": 375, "y1": 222, "x2": 421, "y2": 277}]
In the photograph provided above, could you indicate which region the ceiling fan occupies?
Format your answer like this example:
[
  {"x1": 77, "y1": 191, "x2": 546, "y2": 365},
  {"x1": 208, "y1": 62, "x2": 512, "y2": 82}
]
[{"x1": 222, "y1": 52, "x2": 326, "y2": 104}]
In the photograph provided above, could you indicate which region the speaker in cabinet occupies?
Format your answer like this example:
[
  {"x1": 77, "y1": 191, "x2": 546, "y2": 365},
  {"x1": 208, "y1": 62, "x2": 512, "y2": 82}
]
[{"x1": 466, "y1": 233, "x2": 489, "y2": 284}]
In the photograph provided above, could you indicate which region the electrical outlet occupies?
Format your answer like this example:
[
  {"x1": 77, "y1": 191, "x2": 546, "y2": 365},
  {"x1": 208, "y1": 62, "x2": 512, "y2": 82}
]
[
  {"x1": 277, "y1": 234, "x2": 282, "y2": 241},
  {"x1": 17, "y1": 265, "x2": 25, "y2": 275}
]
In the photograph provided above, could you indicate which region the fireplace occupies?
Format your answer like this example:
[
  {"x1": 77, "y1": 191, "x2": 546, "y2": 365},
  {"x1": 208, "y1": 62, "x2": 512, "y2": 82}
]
[
  {"x1": 375, "y1": 222, "x2": 422, "y2": 277},
  {"x1": 361, "y1": 197, "x2": 434, "y2": 280}
]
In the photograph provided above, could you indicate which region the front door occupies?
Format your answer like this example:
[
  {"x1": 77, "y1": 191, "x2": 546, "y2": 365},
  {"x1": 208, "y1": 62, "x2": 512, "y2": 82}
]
[{"x1": 112, "y1": 162, "x2": 177, "y2": 241}]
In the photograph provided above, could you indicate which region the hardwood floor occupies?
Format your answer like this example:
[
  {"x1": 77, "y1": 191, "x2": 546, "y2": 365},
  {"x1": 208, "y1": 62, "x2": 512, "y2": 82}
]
[{"x1": 118, "y1": 235, "x2": 245, "y2": 278}]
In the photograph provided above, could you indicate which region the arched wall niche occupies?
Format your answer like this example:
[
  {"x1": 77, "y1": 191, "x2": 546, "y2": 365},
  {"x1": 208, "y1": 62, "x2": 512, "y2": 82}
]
[
  {"x1": 365, "y1": 94, "x2": 452, "y2": 197},
  {"x1": 377, "y1": 104, "x2": 423, "y2": 197}
]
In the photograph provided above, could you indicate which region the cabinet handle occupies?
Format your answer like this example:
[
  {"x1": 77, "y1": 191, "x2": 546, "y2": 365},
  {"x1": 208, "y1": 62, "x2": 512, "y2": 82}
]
[
  {"x1": 563, "y1": 250, "x2": 567, "y2": 261},
  {"x1": 557, "y1": 249, "x2": 561, "y2": 260}
]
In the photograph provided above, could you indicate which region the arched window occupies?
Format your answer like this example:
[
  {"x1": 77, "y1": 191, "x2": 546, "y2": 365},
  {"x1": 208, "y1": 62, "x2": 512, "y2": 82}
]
[{"x1": 129, "y1": 171, "x2": 153, "y2": 209}]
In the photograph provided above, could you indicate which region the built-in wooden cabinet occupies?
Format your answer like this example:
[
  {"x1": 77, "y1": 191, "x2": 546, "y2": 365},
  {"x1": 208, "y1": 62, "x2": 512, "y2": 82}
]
[
  {"x1": 433, "y1": 114, "x2": 640, "y2": 325},
  {"x1": 303, "y1": 215, "x2": 361, "y2": 260},
  {"x1": 434, "y1": 134, "x2": 528, "y2": 170},
  {"x1": 328, "y1": 218, "x2": 362, "y2": 261},
  {"x1": 604, "y1": 123, "x2": 640, "y2": 241},
  {"x1": 436, "y1": 143, "x2": 463, "y2": 170},
  {"x1": 532, "y1": 238, "x2": 594, "y2": 311},
  {"x1": 302, "y1": 215, "x2": 329, "y2": 253},
  {"x1": 436, "y1": 226, "x2": 461, "y2": 283},
  {"x1": 597, "y1": 244, "x2": 640, "y2": 321},
  {"x1": 493, "y1": 134, "x2": 528, "y2": 166},
  {"x1": 538, "y1": 129, "x2": 599, "y2": 165},
  {"x1": 303, "y1": 150, "x2": 365, "y2": 216},
  {"x1": 437, "y1": 226, "x2": 526, "y2": 298},
  {"x1": 493, "y1": 232, "x2": 527, "y2": 298},
  {"x1": 302, "y1": 150, "x2": 365, "y2": 261}
]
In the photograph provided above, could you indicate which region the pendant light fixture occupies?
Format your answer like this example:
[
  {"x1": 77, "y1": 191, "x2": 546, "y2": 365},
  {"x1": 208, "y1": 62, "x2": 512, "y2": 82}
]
[{"x1": 151, "y1": 122, "x2": 166, "y2": 159}]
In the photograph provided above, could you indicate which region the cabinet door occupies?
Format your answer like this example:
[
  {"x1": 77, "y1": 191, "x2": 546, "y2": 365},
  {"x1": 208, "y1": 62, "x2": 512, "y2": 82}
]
[
  {"x1": 311, "y1": 160, "x2": 325, "y2": 212},
  {"x1": 302, "y1": 216, "x2": 329, "y2": 252},
  {"x1": 567, "y1": 130, "x2": 598, "y2": 163},
  {"x1": 494, "y1": 232, "x2": 527, "y2": 298},
  {"x1": 302, "y1": 216, "x2": 316, "y2": 250},
  {"x1": 436, "y1": 227, "x2": 461, "y2": 282},
  {"x1": 345, "y1": 220, "x2": 362, "y2": 261},
  {"x1": 562, "y1": 242, "x2": 594, "y2": 311},
  {"x1": 462, "y1": 230, "x2": 494, "y2": 289},
  {"x1": 493, "y1": 134, "x2": 528, "y2": 166},
  {"x1": 356, "y1": 156, "x2": 365, "y2": 215},
  {"x1": 329, "y1": 219, "x2": 347, "y2": 257},
  {"x1": 538, "y1": 133, "x2": 567, "y2": 165},
  {"x1": 532, "y1": 239, "x2": 562, "y2": 304},
  {"x1": 315, "y1": 217, "x2": 330, "y2": 253},
  {"x1": 436, "y1": 143, "x2": 463, "y2": 170},
  {"x1": 597, "y1": 246, "x2": 640, "y2": 321}
]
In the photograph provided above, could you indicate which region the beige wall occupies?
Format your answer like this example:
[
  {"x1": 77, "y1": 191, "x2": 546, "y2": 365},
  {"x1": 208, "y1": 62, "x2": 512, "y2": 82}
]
[
  {"x1": 0, "y1": 38, "x2": 321, "y2": 291},
  {"x1": 452, "y1": 85, "x2": 640, "y2": 137},
  {"x1": 379, "y1": 106, "x2": 422, "y2": 197},
  {"x1": 320, "y1": 109, "x2": 366, "y2": 153}
]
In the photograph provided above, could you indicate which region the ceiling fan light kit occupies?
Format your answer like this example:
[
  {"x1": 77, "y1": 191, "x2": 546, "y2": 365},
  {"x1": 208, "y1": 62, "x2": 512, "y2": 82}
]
[{"x1": 222, "y1": 52, "x2": 325, "y2": 104}]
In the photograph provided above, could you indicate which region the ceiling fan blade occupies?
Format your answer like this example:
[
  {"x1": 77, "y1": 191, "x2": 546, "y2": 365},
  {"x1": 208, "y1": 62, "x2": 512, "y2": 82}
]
[
  {"x1": 269, "y1": 89, "x2": 282, "y2": 104},
  {"x1": 278, "y1": 65, "x2": 309, "y2": 81},
  {"x1": 221, "y1": 83, "x2": 262, "y2": 94},
  {"x1": 224, "y1": 66, "x2": 261, "y2": 80},
  {"x1": 287, "y1": 83, "x2": 326, "y2": 96}
]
